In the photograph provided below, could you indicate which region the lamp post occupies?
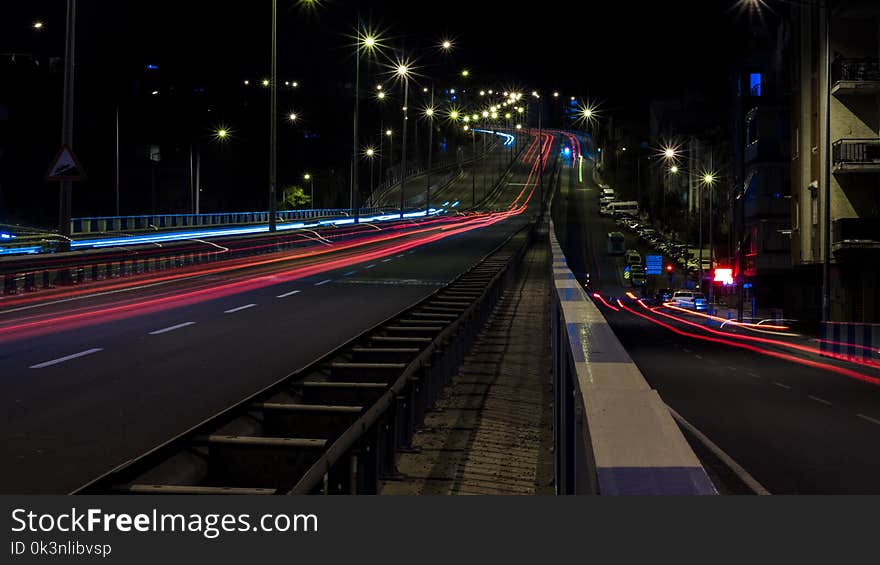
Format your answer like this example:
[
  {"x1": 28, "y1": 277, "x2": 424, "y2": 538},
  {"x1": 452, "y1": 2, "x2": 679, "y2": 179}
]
[
  {"x1": 424, "y1": 95, "x2": 435, "y2": 215},
  {"x1": 303, "y1": 173, "x2": 314, "y2": 209},
  {"x1": 699, "y1": 171, "x2": 716, "y2": 303},
  {"x1": 465, "y1": 125, "x2": 476, "y2": 206},
  {"x1": 396, "y1": 63, "x2": 411, "y2": 218},
  {"x1": 386, "y1": 128, "x2": 394, "y2": 185},
  {"x1": 364, "y1": 147, "x2": 376, "y2": 208},
  {"x1": 57, "y1": 0, "x2": 77, "y2": 252},
  {"x1": 351, "y1": 32, "x2": 378, "y2": 224},
  {"x1": 534, "y1": 91, "x2": 544, "y2": 214},
  {"x1": 268, "y1": 0, "x2": 278, "y2": 232}
]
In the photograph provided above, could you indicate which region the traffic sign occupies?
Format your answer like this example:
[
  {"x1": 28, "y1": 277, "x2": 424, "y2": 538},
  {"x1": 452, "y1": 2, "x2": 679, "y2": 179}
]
[
  {"x1": 645, "y1": 255, "x2": 663, "y2": 275},
  {"x1": 46, "y1": 144, "x2": 86, "y2": 181}
]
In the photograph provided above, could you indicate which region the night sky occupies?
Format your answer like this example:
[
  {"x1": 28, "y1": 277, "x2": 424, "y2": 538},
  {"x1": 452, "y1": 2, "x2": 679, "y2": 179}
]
[{"x1": 1, "y1": 0, "x2": 754, "y2": 226}]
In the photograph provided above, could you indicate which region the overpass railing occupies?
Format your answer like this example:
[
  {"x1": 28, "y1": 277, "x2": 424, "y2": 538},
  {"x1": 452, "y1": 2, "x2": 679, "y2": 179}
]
[{"x1": 548, "y1": 220, "x2": 717, "y2": 495}]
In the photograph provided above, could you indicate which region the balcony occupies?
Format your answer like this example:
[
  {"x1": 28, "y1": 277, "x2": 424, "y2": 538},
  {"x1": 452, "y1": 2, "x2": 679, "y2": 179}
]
[
  {"x1": 832, "y1": 218, "x2": 880, "y2": 260},
  {"x1": 832, "y1": 57, "x2": 880, "y2": 96},
  {"x1": 832, "y1": 139, "x2": 880, "y2": 173}
]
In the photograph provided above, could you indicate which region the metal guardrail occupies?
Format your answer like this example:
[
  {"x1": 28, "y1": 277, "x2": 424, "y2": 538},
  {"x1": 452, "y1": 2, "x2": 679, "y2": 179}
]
[
  {"x1": 70, "y1": 207, "x2": 392, "y2": 235},
  {"x1": 0, "y1": 215, "x2": 411, "y2": 295},
  {"x1": 73, "y1": 220, "x2": 535, "y2": 495},
  {"x1": 548, "y1": 221, "x2": 717, "y2": 495}
]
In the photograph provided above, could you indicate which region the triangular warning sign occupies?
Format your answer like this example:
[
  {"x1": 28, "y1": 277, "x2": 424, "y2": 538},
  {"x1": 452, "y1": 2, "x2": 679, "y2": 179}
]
[{"x1": 46, "y1": 144, "x2": 86, "y2": 181}]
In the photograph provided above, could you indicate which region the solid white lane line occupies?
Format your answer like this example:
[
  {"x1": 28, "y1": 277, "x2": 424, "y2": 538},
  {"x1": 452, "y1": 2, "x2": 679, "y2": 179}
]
[
  {"x1": 774, "y1": 382, "x2": 792, "y2": 390},
  {"x1": 276, "y1": 290, "x2": 301, "y2": 298},
  {"x1": 30, "y1": 348, "x2": 103, "y2": 369},
  {"x1": 808, "y1": 395, "x2": 833, "y2": 406},
  {"x1": 149, "y1": 322, "x2": 195, "y2": 335},
  {"x1": 224, "y1": 303, "x2": 257, "y2": 314},
  {"x1": 857, "y1": 414, "x2": 880, "y2": 426},
  {"x1": 665, "y1": 404, "x2": 771, "y2": 495},
  {"x1": 314, "y1": 279, "x2": 332, "y2": 286}
]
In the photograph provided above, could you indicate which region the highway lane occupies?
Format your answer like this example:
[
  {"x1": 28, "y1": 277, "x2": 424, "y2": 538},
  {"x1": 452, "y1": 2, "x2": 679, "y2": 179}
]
[
  {"x1": 553, "y1": 151, "x2": 880, "y2": 493},
  {"x1": 0, "y1": 134, "x2": 552, "y2": 493}
]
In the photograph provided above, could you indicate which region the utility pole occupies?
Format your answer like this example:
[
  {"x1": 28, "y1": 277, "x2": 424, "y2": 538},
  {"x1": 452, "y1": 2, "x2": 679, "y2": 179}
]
[
  {"x1": 350, "y1": 18, "x2": 361, "y2": 223},
  {"x1": 115, "y1": 105, "x2": 120, "y2": 216},
  {"x1": 268, "y1": 0, "x2": 278, "y2": 232},
  {"x1": 58, "y1": 0, "x2": 77, "y2": 252},
  {"x1": 538, "y1": 100, "x2": 544, "y2": 215},
  {"x1": 399, "y1": 82, "x2": 409, "y2": 218},
  {"x1": 426, "y1": 86, "x2": 434, "y2": 215},
  {"x1": 471, "y1": 130, "x2": 476, "y2": 206}
]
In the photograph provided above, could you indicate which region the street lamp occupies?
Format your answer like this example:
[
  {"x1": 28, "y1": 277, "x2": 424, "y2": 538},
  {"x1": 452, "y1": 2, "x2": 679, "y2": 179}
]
[
  {"x1": 303, "y1": 173, "x2": 314, "y2": 209},
  {"x1": 288, "y1": 112, "x2": 299, "y2": 122},
  {"x1": 351, "y1": 28, "x2": 383, "y2": 224},
  {"x1": 394, "y1": 60, "x2": 412, "y2": 218},
  {"x1": 33, "y1": 21, "x2": 44, "y2": 30},
  {"x1": 698, "y1": 169, "x2": 717, "y2": 303},
  {"x1": 363, "y1": 147, "x2": 376, "y2": 207},
  {"x1": 441, "y1": 39, "x2": 453, "y2": 51},
  {"x1": 423, "y1": 100, "x2": 436, "y2": 215}
]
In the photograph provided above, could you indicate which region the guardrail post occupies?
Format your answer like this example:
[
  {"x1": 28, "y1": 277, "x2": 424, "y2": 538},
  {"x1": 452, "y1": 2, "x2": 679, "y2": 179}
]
[{"x1": 4, "y1": 274, "x2": 17, "y2": 295}]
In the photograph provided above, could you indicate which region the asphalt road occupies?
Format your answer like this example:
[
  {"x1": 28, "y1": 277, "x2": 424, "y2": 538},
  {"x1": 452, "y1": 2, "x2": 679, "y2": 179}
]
[
  {"x1": 553, "y1": 151, "x2": 880, "y2": 494},
  {"x1": 0, "y1": 136, "x2": 548, "y2": 493}
]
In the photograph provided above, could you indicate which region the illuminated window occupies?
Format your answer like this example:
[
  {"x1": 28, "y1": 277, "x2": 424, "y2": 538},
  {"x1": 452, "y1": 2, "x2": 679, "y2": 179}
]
[{"x1": 749, "y1": 73, "x2": 762, "y2": 96}]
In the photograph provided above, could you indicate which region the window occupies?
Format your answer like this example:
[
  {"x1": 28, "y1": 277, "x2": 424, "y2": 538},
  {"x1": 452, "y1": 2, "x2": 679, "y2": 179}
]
[
  {"x1": 793, "y1": 127, "x2": 799, "y2": 160},
  {"x1": 750, "y1": 73, "x2": 763, "y2": 96}
]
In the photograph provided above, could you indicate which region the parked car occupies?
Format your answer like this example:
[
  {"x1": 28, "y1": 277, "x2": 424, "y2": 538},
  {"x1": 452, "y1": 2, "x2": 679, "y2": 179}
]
[
  {"x1": 630, "y1": 265, "x2": 647, "y2": 287},
  {"x1": 671, "y1": 290, "x2": 708, "y2": 311},
  {"x1": 625, "y1": 249, "x2": 642, "y2": 267},
  {"x1": 654, "y1": 288, "x2": 675, "y2": 304}
]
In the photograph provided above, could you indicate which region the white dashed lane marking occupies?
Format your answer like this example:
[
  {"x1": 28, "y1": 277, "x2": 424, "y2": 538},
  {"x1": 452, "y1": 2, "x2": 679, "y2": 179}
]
[
  {"x1": 30, "y1": 348, "x2": 103, "y2": 369},
  {"x1": 808, "y1": 395, "x2": 833, "y2": 406},
  {"x1": 857, "y1": 414, "x2": 880, "y2": 426},
  {"x1": 774, "y1": 382, "x2": 792, "y2": 390},
  {"x1": 314, "y1": 279, "x2": 332, "y2": 286},
  {"x1": 276, "y1": 290, "x2": 301, "y2": 298},
  {"x1": 149, "y1": 322, "x2": 195, "y2": 335},
  {"x1": 224, "y1": 304, "x2": 257, "y2": 314}
]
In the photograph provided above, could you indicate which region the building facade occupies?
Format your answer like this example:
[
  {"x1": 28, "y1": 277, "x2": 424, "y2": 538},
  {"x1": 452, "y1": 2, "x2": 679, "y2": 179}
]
[{"x1": 789, "y1": 0, "x2": 880, "y2": 324}]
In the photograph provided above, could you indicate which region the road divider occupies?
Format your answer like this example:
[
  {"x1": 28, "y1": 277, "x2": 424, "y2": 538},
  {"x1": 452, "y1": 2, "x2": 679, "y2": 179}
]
[{"x1": 549, "y1": 219, "x2": 717, "y2": 495}]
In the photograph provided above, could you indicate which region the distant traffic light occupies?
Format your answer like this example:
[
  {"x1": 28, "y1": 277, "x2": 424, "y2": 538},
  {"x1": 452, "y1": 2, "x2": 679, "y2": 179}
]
[{"x1": 666, "y1": 264, "x2": 674, "y2": 272}]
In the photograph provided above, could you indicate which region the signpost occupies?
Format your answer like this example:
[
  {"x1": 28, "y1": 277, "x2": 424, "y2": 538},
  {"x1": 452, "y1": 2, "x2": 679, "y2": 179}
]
[
  {"x1": 645, "y1": 255, "x2": 663, "y2": 276},
  {"x1": 46, "y1": 145, "x2": 86, "y2": 182}
]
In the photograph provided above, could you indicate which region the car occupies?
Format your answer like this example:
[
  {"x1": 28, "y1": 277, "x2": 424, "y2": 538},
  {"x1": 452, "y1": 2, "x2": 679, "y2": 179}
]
[
  {"x1": 638, "y1": 228, "x2": 657, "y2": 241},
  {"x1": 671, "y1": 290, "x2": 708, "y2": 311},
  {"x1": 625, "y1": 249, "x2": 642, "y2": 267},
  {"x1": 654, "y1": 288, "x2": 675, "y2": 303},
  {"x1": 630, "y1": 265, "x2": 647, "y2": 287}
]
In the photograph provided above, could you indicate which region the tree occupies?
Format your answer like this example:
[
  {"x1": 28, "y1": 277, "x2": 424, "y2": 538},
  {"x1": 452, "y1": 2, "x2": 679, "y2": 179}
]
[{"x1": 280, "y1": 185, "x2": 310, "y2": 210}]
